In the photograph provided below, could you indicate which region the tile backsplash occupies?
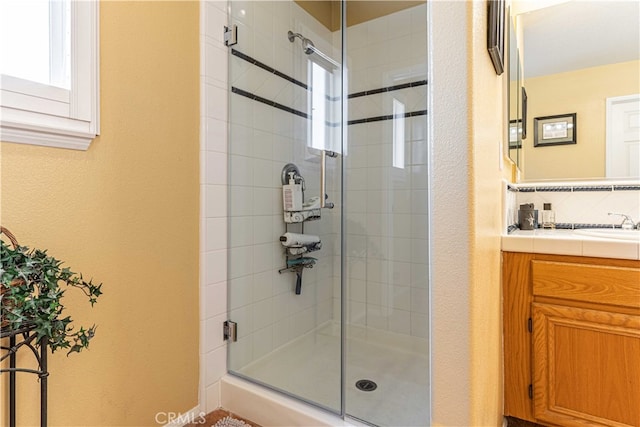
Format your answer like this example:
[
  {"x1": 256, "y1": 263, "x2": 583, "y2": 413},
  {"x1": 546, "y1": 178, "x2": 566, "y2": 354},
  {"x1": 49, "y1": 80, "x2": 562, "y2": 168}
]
[{"x1": 505, "y1": 181, "x2": 640, "y2": 232}]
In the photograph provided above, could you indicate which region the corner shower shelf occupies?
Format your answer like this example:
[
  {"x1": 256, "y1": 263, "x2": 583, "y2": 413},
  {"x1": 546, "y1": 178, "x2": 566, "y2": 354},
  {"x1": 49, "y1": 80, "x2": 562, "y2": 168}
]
[
  {"x1": 278, "y1": 256, "x2": 317, "y2": 295},
  {"x1": 284, "y1": 243, "x2": 322, "y2": 257},
  {"x1": 283, "y1": 208, "x2": 321, "y2": 224},
  {"x1": 278, "y1": 261, "x2": 315, "y2": 275}
]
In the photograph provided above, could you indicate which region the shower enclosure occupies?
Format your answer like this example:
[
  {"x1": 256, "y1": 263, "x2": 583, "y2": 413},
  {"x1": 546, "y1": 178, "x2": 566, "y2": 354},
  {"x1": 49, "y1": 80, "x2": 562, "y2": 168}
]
[{"x1": 226, "y1": 2, "x2": 429, "y2": 425}]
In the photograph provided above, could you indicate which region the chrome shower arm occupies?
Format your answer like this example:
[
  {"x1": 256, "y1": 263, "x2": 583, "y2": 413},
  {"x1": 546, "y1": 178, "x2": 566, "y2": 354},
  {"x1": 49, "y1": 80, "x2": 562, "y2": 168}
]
[
  {"x1": 287, "y1": 30, "x2": 339, "y2": 70},
  {"x1": 287, "y1": 31, "x2": 303, "y2": 43},
  {"x1": 288, "y1": 30, "x2": 315, "y2": 54}
]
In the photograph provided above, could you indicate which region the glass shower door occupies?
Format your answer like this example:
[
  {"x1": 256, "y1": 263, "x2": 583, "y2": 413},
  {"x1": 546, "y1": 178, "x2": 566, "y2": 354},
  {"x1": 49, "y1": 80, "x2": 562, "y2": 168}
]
[
  {"x1": 226, "y1": 0, "x2": 344, "y2": 414},
  {"x1": 225, "y1": 1, "x2": 431, "y2": 425},
  {"x1": 343, "y1": 2, "x2": 430, "y2": 426}
]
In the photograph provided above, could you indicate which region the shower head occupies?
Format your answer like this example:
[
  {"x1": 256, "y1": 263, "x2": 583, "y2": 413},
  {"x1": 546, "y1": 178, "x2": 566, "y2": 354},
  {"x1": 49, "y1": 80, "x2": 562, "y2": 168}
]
[
  {"x1": 287, "y1": 30, "x2": 339, "y2": 71},
  {"x1": 287, "y1": 30, "x2": 315, "y2": 55}
]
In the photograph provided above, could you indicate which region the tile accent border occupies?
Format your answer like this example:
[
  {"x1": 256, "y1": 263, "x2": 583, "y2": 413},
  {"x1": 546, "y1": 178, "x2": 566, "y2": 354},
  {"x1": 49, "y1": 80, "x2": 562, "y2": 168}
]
[
  {"x1": 508, "y1": 181, "x2": 640, "y2": 233},
  {"x1": 232, "y1": 49, "x2": 429, "y2": 102},
  {"x1": 230, "y1": 48, "x2": 428, "y2": 125},
  {"x1": 572, "y1": 185, "x2": 613, "y2": 192},
  {"x1": 231, "y1": 49, "x2": 308, "y2": 90},
  {"x1": 231, "y1": 86, "x2": 308, "y2": 119},
  {"x1": 511, "y1": 182, "x2": 640, "y2": 192},
  {"x1": 614, "y1": 184, "x2": 640, "y2": 191},
  {"x1": 555, "y1": 223, "x2": 624, "y2": 230},
  {"x1": 232, "y1": 86, "x2": 427, "y2": 125},
  {"x1": 348, "y1": 80, "x2": 428, "y2": 99},
  {"x1": 507, "y1": 223, "x2": 625, "y2": 233},
  {"x1": 348, "y1": 110, "x2": 427, "y2": 125}
]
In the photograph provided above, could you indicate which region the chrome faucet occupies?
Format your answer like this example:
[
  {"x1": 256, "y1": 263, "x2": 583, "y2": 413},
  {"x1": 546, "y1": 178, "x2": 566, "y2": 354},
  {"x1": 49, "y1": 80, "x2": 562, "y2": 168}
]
[{"x1": 608, "y1": 212, "x2": 638, "y2": 230}]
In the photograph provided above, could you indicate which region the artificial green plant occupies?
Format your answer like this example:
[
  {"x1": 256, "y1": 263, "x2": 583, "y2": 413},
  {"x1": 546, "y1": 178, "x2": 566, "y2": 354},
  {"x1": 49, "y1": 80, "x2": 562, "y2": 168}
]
[{"x1": 0, "y1": 236, "x2": 103, "y2": 355}]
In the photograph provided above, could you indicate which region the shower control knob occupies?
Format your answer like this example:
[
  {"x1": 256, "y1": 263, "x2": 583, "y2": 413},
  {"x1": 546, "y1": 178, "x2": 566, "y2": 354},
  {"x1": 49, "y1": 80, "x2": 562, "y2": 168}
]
[{"x1": 323, "y1": 193, "x2": 333, "y2": 209}]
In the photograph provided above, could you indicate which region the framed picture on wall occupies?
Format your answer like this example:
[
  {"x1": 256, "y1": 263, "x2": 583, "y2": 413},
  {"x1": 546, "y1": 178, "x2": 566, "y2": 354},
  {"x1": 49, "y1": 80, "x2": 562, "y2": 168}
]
[
  {"x1": 487, "y1": 0, "x2": 505, "y2": 75},
  {"x1": 533, "y1": 113, "x2": 577, "y2": 147},
  {"x1": 509, "y1": 119, "x2": 521, "y2": 148}
]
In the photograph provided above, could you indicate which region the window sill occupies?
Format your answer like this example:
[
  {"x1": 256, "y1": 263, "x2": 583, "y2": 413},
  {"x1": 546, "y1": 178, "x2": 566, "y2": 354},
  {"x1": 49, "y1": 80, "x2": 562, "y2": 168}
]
[{"x1": 1, "y1": 107, "x2": 98, "y2": 151}]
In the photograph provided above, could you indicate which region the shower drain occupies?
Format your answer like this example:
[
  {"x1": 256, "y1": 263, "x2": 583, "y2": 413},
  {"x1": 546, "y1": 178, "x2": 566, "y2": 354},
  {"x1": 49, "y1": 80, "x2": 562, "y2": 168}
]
[{"x1": 355, "y1": 379, "x2": 378, "y2": 392}]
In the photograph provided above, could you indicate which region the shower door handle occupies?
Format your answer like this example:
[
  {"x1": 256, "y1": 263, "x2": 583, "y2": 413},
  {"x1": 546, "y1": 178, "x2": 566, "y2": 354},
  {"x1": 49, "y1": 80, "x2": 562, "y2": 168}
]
[{"x1": 320, "y1": 150, "x2": 338, "y2": 209}]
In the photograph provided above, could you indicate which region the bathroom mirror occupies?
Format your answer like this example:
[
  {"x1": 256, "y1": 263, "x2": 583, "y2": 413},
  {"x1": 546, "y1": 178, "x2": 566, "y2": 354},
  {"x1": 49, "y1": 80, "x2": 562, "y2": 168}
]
[
  {"x1": 515, "y1": 0, "x2": 640, "y2": 181},
  {"x1": 507, "y1": 10, "x2": 521, "y2": 168}
]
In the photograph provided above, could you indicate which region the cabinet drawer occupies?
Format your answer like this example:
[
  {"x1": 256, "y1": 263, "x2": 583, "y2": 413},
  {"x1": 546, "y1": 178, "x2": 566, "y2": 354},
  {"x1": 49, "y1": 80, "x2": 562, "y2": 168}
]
[{"x1": 532, "y1": 260, "x2": 640, "y2": 309}]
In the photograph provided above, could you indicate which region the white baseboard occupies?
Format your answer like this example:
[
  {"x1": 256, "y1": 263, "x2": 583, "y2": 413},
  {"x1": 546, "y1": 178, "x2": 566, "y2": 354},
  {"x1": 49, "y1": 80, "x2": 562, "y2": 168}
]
[{"x1": 163, "y1": 405, "x2": 207, "y2": 427}]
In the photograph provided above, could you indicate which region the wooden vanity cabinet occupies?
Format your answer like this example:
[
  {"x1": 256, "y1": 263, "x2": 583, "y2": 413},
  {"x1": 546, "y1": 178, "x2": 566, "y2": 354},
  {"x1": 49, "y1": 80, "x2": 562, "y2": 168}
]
[{"x1": 503, "y1": 252, "x2": 640, "y2": 427}]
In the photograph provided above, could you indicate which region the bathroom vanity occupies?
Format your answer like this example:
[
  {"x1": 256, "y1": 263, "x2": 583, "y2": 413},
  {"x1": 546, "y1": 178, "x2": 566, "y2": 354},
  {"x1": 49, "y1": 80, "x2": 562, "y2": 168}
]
[{"x1": 502, "y1": 233, "x2": 640, "y2": 427}]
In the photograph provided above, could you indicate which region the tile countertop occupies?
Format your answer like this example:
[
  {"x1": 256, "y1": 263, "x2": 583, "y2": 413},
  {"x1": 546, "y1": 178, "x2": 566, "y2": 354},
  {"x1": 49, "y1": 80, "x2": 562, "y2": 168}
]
[{"x1": 502, "y1": 229, "x2": 640, "y2": 260}]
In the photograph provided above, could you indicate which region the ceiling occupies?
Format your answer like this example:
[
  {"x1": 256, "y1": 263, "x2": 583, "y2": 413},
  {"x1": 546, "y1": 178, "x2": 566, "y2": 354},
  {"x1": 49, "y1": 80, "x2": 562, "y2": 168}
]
[
  {"x1": 294, "y1": 1, "x2": 424, "y2": 31},
  {"x1": 519, "y1": 0, "x2": 640, "y2": 78}
]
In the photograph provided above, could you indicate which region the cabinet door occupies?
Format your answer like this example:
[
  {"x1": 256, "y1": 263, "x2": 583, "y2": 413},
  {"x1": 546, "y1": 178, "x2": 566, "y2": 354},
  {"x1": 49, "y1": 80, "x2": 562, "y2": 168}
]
[
  {"x1": 532, "y1": 302, "x2": 640, "y2": 427},
  {"x1": 503, "y1": 252, "x2": 535, "y2": 421}
]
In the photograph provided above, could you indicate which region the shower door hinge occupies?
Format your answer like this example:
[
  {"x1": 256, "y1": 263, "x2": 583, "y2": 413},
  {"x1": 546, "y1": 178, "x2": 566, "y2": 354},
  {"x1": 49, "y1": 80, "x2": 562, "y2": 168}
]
[
  {"x1": 224, "y1": 25, "x2": 238, "y2": 47},
  {"x1": 223, "y1": 320, "x2": 238, "y2": 342}
]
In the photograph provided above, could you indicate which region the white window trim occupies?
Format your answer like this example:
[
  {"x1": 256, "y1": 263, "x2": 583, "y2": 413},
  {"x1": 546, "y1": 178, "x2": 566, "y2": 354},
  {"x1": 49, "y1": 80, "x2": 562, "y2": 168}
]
[{"x1": 0, "y1": 0, "x2": 99, "y2": 151}]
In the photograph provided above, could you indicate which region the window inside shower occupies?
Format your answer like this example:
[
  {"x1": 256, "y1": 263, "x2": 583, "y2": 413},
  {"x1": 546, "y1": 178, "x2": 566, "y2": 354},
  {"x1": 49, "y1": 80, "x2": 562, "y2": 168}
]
[
  {"x1": 309, "y1": 61, "x2": 341, "y2": 155},
  {"x1": 226, "y1": 2, "x2": 429, "y2": 426}
]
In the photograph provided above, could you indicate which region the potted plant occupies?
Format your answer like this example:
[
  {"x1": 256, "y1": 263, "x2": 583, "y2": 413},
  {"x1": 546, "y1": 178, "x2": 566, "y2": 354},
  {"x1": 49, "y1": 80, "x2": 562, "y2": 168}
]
[{"x1": 0, "y1": 226, "x2": 102, "y2": 355}]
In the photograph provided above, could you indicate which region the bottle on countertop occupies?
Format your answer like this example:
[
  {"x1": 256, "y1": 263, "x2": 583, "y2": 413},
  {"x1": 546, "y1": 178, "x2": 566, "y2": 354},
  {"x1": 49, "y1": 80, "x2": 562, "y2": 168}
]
[{"x1": 542, "y1": 203, "x2": 556, "y2": 229}]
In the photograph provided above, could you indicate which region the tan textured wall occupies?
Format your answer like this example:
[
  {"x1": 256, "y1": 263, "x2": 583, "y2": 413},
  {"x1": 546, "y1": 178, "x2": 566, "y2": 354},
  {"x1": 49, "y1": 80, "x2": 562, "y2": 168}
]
[
  {"x1": 429, "y1": 1, "x2": 471, "y2": 423},
  {"x1": 469, "y1": 0, "x2": 509, "y2": 425},
  {"x1": 0, "y1": 2, "x2": 200, "y2": 425},
  {"x1": 522, "y1": 60, "x2": 640, "y2": 180},
  {"x1": 430, "y1": 1, "x2": 507, "y2": 425},
  {"x1": 469, "y1": 2, "x2": 511, "y2": 426}
]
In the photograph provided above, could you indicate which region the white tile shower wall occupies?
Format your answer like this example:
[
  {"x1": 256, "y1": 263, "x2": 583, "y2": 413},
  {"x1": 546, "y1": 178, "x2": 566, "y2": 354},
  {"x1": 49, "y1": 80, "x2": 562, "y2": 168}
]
[
  {"x1": 513, "y1": 182, "x2": 640, "y2": 227},
  {"x1": 200, "y1": 0, "x2": 229, "y2": 413},
  {"x1": 344, "y1": 4, "x2": 429, "y2": 338},
  {"x1": 226, "y1": 1, "x2": 340, "y2": 372}
]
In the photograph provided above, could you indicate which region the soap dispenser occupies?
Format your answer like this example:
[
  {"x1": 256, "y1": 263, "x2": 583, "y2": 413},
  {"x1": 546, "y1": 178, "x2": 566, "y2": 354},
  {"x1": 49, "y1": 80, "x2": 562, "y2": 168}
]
[
  {"x1": 282, "y1": 172, "x2": 303, "y2": 212},
  {"x1": 518, "y1": 203, "x2": 538, "y2": 230}
]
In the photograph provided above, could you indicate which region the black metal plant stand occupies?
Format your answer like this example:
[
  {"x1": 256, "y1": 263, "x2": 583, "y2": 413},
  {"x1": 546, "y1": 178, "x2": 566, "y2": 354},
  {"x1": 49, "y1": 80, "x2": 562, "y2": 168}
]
[{"x1": 1, "y1": 324, "x2": 48, "y2": 427}]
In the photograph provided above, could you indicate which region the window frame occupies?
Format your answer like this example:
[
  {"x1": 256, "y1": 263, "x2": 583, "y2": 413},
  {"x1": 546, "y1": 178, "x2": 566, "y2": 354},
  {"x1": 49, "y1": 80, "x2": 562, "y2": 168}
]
[
  {"x1": 307, "y1": 59, "x2": 342, "y2": 155},
  {"x1": 0, "y1": 0, "x2": 99, "y2": 150}
]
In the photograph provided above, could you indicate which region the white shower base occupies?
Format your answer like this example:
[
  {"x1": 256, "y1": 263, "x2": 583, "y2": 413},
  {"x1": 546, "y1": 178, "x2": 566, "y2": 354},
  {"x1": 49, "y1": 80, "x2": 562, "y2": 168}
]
[{"x1": 230, "y1": 322, "x2": 429, "y2": 427}]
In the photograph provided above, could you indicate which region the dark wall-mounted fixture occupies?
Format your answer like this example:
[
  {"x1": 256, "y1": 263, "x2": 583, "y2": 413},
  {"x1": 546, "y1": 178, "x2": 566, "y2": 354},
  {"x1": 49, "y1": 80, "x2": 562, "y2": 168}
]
[
  {"x1": 487, "y1": 0, "x2": 505, "y2": 75},
  {"x1": 521, "y1": 87, "x2": 528, "y2": 139}
]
